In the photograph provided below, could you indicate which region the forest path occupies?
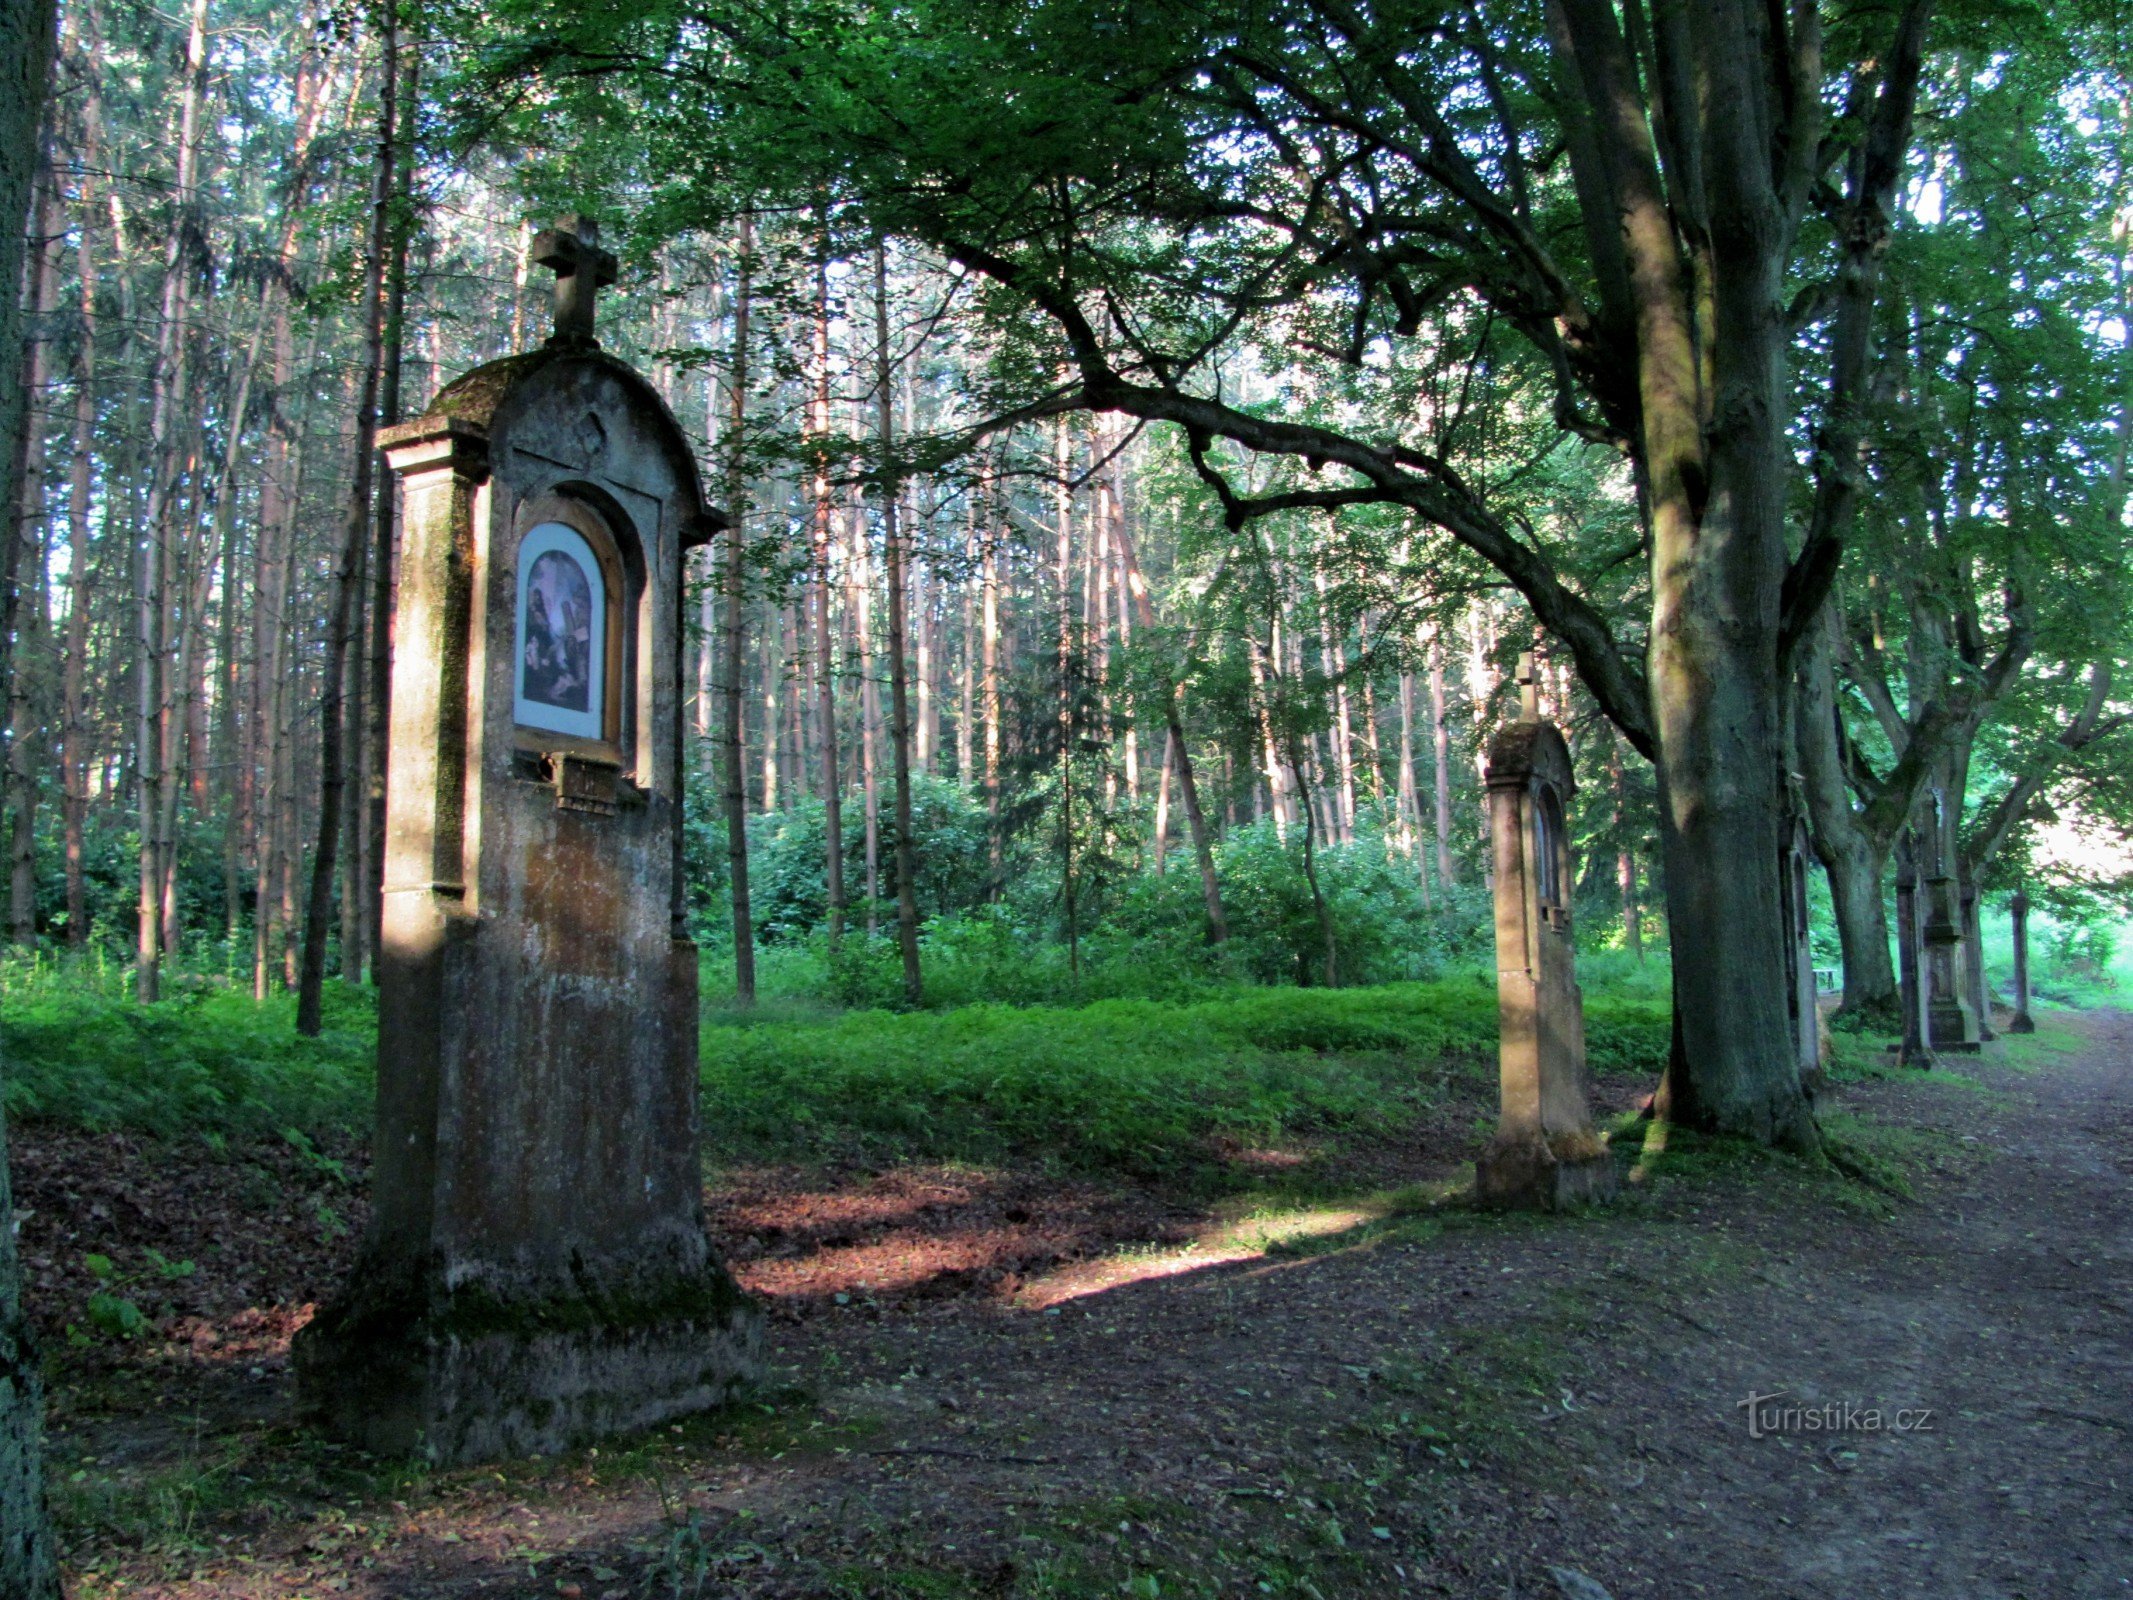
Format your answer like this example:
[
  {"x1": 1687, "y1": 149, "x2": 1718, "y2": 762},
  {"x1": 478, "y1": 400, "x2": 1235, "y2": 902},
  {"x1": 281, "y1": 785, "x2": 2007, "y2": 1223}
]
[{"x1": 54, "y1": 1013, "x2": 2133, "y2": 1598}]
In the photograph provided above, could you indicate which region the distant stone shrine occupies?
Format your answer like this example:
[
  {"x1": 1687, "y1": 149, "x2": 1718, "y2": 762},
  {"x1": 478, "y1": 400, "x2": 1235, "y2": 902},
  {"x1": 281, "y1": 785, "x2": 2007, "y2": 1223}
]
[
  {"x1": 1893, "y1": 834, "x2": 1935, "y2": 1068},
  {"x1": 294, "y1": 217, "x2": 760, "y2": 1462},
  {"x1": 1922, "y1": 796, "x2": 1981, "y2": 1054},
  {"x1": 1779, "y1": 812, "x2": 1823, "y2": 1089},
  {"x1": 1960, "y1": 879, "x2": 1996, "y2": 1042},
  {"x1": 1475, "y1": 655, "x2": 1615, "y2": 1210},
  {"x1": 2008, "y1": 885, "x2": 2036, "y2": 1033}
]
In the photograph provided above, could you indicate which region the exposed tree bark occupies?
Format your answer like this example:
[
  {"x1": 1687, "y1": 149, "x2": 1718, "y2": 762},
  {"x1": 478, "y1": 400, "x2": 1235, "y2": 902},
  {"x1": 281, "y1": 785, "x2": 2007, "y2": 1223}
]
[{"x1": 1, "y1": 0, "x2": 62, "y2": 1576}]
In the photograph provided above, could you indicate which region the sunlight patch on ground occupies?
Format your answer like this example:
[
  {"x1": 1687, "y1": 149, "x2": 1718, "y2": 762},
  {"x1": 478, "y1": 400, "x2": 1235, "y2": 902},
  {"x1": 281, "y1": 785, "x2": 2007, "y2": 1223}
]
[{"x1": 1010, "y1": 1200, "x2": 1391, "y2": 1309}]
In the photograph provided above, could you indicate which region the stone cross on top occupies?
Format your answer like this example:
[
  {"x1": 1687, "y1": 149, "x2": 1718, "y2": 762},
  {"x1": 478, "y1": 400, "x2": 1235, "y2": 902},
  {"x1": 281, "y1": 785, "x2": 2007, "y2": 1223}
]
[
  {"x1": 533, "y1": 213, "x2": 618, "y2": 349},
  {"x1": 1516, "y1": 649, "x2": 1542, "y2": 722}
]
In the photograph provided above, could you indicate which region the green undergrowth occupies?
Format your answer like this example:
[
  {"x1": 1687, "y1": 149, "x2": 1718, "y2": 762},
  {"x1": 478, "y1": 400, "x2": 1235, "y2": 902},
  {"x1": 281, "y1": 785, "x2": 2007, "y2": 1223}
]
[
  {"x1": 1, "y1": 967, "x2": 374, "y2": 1141},
  {"x1": 698, "y1": 980, "x2": 1671, "y2": 1181}
]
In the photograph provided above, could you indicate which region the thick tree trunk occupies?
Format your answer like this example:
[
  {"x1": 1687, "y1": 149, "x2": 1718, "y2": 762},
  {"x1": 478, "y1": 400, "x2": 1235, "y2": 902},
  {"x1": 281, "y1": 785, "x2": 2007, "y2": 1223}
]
[
  {"x1": 1645, "y1": 217, "x2": 1817, "y2": 1149},
  {"x1": 1, "y1": 0, "x2": 62, "y2": 1576},
  {"x1": 1797, "y1": 613, "x2": 1899, "y2": 1017}
]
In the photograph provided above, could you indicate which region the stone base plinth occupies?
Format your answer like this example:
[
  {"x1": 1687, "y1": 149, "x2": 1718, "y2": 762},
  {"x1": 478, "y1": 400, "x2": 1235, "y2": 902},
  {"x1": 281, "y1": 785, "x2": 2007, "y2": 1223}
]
[
  {"x1": 293, "y1": 1263, "x2": 761, "y2": 1464},
  {"x1": 1475, "y1": 1131, "x2": 1618, "y2": 1212},
  {"x1": 1928, "y1": 993, "x2": 1980, "y2": 1054}
]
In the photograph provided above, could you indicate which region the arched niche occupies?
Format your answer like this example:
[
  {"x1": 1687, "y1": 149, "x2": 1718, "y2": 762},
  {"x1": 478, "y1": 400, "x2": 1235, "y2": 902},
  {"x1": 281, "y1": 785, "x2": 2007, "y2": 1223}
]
[{"x1": 507, "y1": 487, "x2": 646, "y2": 773}]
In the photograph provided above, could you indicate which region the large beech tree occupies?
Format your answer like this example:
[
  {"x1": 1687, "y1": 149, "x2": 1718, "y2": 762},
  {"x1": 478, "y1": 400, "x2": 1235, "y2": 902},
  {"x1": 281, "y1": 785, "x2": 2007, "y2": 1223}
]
[{"x1": 469, "y1": 0, "x2": 1958, "y2": 1146}]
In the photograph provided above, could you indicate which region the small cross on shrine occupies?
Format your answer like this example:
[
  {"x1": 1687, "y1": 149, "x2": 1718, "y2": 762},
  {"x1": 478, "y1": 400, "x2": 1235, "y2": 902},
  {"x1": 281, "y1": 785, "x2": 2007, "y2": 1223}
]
[
  {"x1": 532, "y1": 213, "x2": 618, "y2": 349},
  {"x1": 1516, "y1": 649, "x2": 1541, "y2": 721}
]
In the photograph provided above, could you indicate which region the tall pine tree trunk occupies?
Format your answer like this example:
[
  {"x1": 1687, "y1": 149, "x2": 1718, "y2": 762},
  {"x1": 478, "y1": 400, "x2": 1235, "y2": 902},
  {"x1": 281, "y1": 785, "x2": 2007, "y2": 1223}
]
[
  {"x1": 8, "y1": 150, "x2": 60, "y2": 943},
  {"x1": 874, "y1": 239, "x2": 922, "y2": 1002},
  {"x1": 355, "y1": 33, "x2": 416, "y2": 988},
  {"x1": 61, "y1": 143, "x2": 96, "y2": 947},
  {"x1": 810, "y1": 237, "x2": 845, "y2": 952},
  {"x1": 132, "y1": 0, "x2": 210, "y2": 1000},
  {"x1": 1113, "y1": 512, "x2": 1226, "y2": 943},
  {"x1": 721, "y1": 213, "x2": 757, "y2": 1000}
]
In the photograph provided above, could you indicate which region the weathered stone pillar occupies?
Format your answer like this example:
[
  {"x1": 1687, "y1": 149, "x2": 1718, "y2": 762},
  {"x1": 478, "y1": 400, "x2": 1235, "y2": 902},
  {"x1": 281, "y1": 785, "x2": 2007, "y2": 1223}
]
[
  {"x1": 2008, "y1": 886, "x2": 2036, "y2": 1034},
  {"x1": 1924, "y1": 870, "x2": 1980, "y2": 1054},
  {"x1": 1960, "y1": 877, "x2": 1996, "y2": 1041},
  {"x1": 1780, "y1": 812, "x2": 1822, "y2": 1090},
  {"x1": 1475, "y1": 661, "x2": 1614, "y2": 1210},
  {"x1": 294, "y1": 218, "x2": 760, "y2": 1463},
  {"x1": 1894, "y1": 835, "x2": 1936, "y2": 1070}
]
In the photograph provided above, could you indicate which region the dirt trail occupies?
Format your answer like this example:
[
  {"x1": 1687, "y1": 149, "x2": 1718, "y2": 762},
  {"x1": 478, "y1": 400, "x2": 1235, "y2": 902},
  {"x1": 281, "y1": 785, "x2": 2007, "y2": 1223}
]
[{"x1": 49, "y1": 1016, "x2": 2133, "y2": 1598}]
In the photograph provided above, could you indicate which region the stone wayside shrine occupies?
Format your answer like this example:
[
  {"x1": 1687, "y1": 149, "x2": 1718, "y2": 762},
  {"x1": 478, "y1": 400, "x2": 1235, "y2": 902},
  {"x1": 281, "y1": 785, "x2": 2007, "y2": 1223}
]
[
  {"x1": 293, "y1": 218, "x2": 761, "y2": 1462},
  {"x1": 1474, "y1": 655, "x2": 1616, "y2": 1210},
  {"x1": 1780, "y1": 812, "x2": 1824, "y2": 1090}
]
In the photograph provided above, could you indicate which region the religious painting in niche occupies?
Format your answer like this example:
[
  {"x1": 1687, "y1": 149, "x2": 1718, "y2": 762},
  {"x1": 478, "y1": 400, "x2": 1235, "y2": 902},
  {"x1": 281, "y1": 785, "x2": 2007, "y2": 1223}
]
[
  {"x1": 514, "y1": 521, "x2": 607, "y2": 741},
  {"x1": 1530, "y1": 785, "x2": 1564, "y2": 913}
]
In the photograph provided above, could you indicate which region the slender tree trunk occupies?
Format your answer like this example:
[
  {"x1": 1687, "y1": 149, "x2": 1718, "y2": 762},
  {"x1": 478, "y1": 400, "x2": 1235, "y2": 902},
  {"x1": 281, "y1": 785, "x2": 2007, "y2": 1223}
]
[
  {"x1": 981, "y1": 508, "x2": 1001, "y2": 892},
  {"x1": 61, "y1": 146, "x2": 96, "y2": 947},
  {"x1": 1053, "y1": 416, "x2": 1077, "y2": 974},
  {"x1": 8, "y1": 150, "x2": 60, "y2": 942},
  {"x1": 1113, "y1": 511, "x2": 1226, "y2": 943},
  {"x1": 957, "y1": 510, "x2": 976, "y2": 783},
  {"x1": 722, "y1": 212, "x2": 757, "y2": 1000},
  {"x1": 297, "y1": 7, "x2": 395, "y2": 1035},
  {"x1": 356, "y1": 33, "x2": 416, "y2": 987},
  {"x1": 852, "y1": 497, "x2": 881, "y2": 932},
  {"x1": 1609, "y1": 732, "x2": 1642, "y2": 958},
  {"x1": 1425, "y1": 627, "x2": 1458, "y2": 887},
  {"x1": 132, "y1": 0, "x2": 210, "y2": 999},
  {"x1": 810, "y1": 239, "x2": 845, "y2": 951},
  {"x1": 874, "y1": 239, "x2": 922, "y2": 1001}
]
